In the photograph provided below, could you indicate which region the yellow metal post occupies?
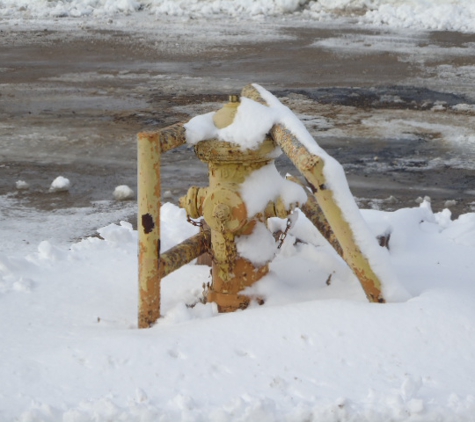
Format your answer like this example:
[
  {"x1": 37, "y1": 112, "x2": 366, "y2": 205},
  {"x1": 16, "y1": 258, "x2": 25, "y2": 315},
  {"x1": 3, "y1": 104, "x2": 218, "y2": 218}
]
[
  {"x1": 137, "y1": 131, "x2": 162, "y2": 328},
  {"x1": 137, "y1": 123, "x2": 188, "y2": 328},
  {"x1": 241, "y1": 84, "x2": 385, "y2": 303}
]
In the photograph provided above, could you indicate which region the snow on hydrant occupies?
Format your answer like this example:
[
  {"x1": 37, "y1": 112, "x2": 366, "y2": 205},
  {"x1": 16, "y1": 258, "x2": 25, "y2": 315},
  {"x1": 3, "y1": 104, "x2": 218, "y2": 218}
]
[{"x1": 180, "y1": 95, "x2": 306, "y2": 312}]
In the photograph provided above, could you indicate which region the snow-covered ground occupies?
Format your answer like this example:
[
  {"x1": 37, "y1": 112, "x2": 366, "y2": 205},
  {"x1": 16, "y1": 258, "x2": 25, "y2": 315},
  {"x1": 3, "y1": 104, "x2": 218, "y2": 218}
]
[
  {"x1": 2, "y1": 1, "x2": 475, "y2": 420},
  {"x1": 3, "y1": 199, "x2": 475, "y2": 421}
]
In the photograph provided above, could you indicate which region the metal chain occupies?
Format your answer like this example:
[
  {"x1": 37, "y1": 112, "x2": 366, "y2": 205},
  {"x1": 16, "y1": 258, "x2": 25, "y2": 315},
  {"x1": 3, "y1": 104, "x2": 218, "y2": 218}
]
[
  {"x1": 186, "y1": 215, "x2": 203, "y2": 227},
  {"x1": 277, "y1": 218, "x2": 292, "y2": 249},
  {"x1": 187, "y1": 216, "x2": 216, "y2": 265}
]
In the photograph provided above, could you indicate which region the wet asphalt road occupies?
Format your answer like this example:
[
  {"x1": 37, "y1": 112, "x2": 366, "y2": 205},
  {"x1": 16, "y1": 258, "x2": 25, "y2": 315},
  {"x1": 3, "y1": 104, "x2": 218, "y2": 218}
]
[{"x1": 1, "y1": 19, "x2": 475, "y2": 230}]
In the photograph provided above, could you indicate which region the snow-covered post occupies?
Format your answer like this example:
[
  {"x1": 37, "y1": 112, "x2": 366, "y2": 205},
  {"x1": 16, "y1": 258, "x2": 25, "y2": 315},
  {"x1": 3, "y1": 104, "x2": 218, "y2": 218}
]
[
  {"x1": 137, "y1": 124, "x2": 187, "y2": 328},
  {"x1": 241, "y1": 84, "x2": 385, "y2": 303}
]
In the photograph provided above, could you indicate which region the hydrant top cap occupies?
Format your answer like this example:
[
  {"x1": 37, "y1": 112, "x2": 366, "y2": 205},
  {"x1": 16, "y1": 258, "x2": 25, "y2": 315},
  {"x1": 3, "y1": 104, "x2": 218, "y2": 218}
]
[{"x1": 213, "y1": 95, "x2": 240, "y2": 129}]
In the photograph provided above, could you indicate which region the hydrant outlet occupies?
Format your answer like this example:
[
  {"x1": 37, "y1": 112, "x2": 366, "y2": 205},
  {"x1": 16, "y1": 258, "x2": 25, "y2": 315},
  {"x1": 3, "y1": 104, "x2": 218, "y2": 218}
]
[
  {"x1": 202, "y1": 187, "x2": 247, "y2": 233},
  {"x1": 179, "y1": 186, "x2": 204, "y2": 219}
]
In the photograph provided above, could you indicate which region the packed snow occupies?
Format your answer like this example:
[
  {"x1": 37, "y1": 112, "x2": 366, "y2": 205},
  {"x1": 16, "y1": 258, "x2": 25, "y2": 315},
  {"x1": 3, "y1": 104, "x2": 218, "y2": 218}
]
[
  {"x1": 1, "y1": 0, "x2": 475, "y2": 33},
  {"x1": 240, "y1": 163, "x2": 307, "y2": 217}
]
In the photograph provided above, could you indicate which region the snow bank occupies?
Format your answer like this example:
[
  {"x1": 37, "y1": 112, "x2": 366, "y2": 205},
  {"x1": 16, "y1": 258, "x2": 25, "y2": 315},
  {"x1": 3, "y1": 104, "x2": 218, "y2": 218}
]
[
  {"x1": 1, "y1": 0, "x2": 475, "y2": 33},
  {"x1": 2, "y1": 202, "x2": 475, "y2": 420},
  {"x1": 0, "y1": 194, "x2": 138, "y2": 255},
  {"x1": 364, "y1": 1, "x2": 475, "y2": 33},
  {"x1": 0, "y1": 0, "x2": 307, "y2": 19}
]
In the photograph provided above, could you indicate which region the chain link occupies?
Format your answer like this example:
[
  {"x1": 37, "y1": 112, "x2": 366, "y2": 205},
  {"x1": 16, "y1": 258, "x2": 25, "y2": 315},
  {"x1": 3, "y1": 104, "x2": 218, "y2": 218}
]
[
  {"x1": 186, "y1": 215, "x2": 204, "y2": 227},
  {"x1": 187, "y1": 216, "x2": 217, "y2": 265},
  {"x1": 277, "y1": 218, "x2": 292, "y2": 249}
]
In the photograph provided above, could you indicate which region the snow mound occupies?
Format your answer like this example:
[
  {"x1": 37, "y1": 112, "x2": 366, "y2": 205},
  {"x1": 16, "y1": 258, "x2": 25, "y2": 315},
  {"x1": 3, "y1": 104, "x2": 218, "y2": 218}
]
[
  {"x1": 49, "y1": 176, "x2": 71, "y2": 192},
  {"x1": 15, "y1": 180, "x2": 29, "y2": 190},
  {"x1": 113, "y1": 184, "x2": 134, "y2": 200}
]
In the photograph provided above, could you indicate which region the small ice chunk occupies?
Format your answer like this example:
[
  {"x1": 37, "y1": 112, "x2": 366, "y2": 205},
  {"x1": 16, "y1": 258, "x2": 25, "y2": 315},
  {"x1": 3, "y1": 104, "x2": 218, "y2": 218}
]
[
  {"x1": 113, "y1": 185, "x2": 134, "y2": 200},
  {"x1": 163, "y1": 190, "x2": 173, "y2": 199},
  {"x1": 444, "y1": 199, "x2": 457, "y2": 208},
  {"x1": 49, "y1": 176, "x2": 71, "y2": 192},
  {"x1": 16, "y1": 180, "x2": 29, "y2": 190}
]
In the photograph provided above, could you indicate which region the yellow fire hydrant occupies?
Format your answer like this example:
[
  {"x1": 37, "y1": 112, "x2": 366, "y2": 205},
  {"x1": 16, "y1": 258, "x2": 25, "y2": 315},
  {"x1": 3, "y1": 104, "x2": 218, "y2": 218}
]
[
  {"x1": 180, "y1": 96, "x2": 295, "y2": 312},
  {"x1": 138, "y1": 84, "x2": 390, "y2": 328}
]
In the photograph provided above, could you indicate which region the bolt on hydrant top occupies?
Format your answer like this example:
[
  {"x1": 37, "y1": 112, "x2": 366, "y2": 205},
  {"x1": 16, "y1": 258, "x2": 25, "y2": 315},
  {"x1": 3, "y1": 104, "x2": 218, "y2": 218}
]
[{"x1": 213, "y1": 95, "x2": 240, "y2": 129}]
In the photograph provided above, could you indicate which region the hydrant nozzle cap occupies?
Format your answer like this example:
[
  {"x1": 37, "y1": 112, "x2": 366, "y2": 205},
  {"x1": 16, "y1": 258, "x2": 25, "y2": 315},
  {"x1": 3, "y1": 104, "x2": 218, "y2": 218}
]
[{"x1": 213, "y1": 95, "x2": 240, "y2": 129}]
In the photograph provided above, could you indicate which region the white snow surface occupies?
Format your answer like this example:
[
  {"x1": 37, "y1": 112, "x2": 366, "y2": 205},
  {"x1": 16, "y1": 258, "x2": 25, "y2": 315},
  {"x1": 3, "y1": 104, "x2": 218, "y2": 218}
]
[
  {"x1": 1, "y1": 0, "x2": 475, "y2": 33},
  {"x1": 2, "y1": 201, "x2": 475, "y2": 420},
  {"x1": 236, "y1": 221, "x2": 277, "y2": 266}
]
